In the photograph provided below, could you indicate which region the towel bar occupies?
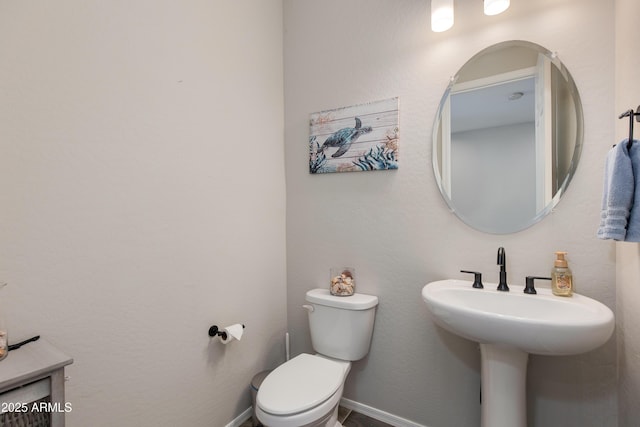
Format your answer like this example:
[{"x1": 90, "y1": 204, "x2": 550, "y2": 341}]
[{"x1": 619, "y1": 105, "x2": 640, "y2": 149}]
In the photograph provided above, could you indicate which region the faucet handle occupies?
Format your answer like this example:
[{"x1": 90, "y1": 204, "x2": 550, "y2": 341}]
[
  {"x1": 524, "y1": 276, "x2": 551, "y2": 294},
  {"x1": 460, "y1": 270, "x2": 484, "y2": 289}
]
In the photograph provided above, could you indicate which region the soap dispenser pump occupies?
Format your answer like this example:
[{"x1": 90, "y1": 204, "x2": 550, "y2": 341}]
[{"x1": 551, "y1": 251, "x2": 573, "y2": 297}]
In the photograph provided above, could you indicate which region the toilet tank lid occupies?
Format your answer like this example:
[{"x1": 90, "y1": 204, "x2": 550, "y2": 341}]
[{"x1": 305, "y1": 288, "x2": 378, "y2": 310}]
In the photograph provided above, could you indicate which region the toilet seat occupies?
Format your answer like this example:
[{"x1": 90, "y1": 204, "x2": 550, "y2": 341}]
[
  {"x1": 255, "y1": 383, "x2": 344, "y2": 427},
  {"x1": 257, "y1": 353, "x2": 350, "y2": 416}
]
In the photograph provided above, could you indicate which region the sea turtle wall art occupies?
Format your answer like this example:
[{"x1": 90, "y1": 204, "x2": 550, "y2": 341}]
[{"x1": 309, "y1": 97, "x2": 399, "y2": 174}]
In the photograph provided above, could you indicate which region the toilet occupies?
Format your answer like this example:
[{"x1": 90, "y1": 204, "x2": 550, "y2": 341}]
[{"x1": 256, "y1": 288, "x2": 378, "y2": 427}]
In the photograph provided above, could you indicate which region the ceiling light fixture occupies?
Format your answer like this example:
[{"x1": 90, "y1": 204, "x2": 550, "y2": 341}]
[
  {"x1": 484, "y1": 0, "x2": 510, "y2": 16},
  {"x1": 508, "y1": 91, "x2": 524, "y2": 101},
  {"x1": 431, "y1": 0, "x2": 454, "y2": 33}
]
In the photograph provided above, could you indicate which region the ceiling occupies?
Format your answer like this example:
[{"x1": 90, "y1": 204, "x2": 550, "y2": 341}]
[{"x1": 451, "y1": 77, "x2": 535, "y2": 133}]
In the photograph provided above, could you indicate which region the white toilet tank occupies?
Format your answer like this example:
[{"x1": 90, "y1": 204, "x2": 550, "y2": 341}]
[{"x1": 305, "y1": 288, "x2": 378, "y2": 361}]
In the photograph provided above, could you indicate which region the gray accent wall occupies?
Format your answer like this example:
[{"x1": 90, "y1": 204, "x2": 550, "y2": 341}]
[{"x1": 284, "y1": 0, "x2": 616, "y2": 426}]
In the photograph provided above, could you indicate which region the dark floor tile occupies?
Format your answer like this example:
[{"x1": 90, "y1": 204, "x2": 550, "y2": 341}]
[
  {"x1": 241, "y1": 406, "x2": 395, "y2": 427},
  {"x1": 338, "y1": 405, "x2": 353, "y2": 423},
  {"x1": 342, "y1": 411, "x2": 395, "y2": 427}
]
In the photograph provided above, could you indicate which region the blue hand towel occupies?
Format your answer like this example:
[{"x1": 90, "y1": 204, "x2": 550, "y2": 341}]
[
  {"x1": 625, "y1": 140, "x2": 640, "y2": 241},
  {"x1": 597, "y1": 140, "x2": 634, "y2": 240}
]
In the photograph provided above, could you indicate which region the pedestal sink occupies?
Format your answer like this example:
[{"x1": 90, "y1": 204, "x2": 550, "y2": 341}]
[{"x1": 422, "y1": 279, "x2": 614, "y2": 427}]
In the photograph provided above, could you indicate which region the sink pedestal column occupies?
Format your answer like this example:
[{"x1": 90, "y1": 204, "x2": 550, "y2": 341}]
[{"x1": 480, "y1": 344, "x2": 528, "y2": 427}]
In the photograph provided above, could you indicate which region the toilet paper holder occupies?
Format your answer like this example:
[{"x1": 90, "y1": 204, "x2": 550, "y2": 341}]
[{"x1": 208, "y1": 324, "x2": 245, "y2": 340}]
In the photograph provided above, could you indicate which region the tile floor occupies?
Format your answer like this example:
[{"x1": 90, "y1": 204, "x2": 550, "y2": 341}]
[
  {"x1": 241, "y1": 405, "x2": 394, "y2": 427},
  {"x1": 339, "y1": 406, "x2": 394, "y2": 427}
]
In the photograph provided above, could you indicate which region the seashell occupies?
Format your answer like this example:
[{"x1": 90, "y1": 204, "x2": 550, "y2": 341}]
[{"x1": 330, "y1": 268, "x2": 355, "y2": 296}]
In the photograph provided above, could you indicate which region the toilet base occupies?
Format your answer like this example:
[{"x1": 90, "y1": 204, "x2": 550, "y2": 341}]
[
  {"x1": 326, "y1": 404, "x2": 340, "y2": 427},
  {"x1": 256, "y1": 400, "x2": 341, "y2": 427}
]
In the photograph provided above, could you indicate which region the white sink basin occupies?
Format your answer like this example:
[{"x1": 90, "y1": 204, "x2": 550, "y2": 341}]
[
  {"x1": 422, "y1": 279, "x2": 615, "y2": 427},
  {"x1": 422, "y1": 279, "x2": 614, "y2": 355}
]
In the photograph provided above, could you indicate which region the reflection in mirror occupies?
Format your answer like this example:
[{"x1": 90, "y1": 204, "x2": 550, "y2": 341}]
[{"x1": 433, "y1": 40, "x2": 583, "y2": 234}]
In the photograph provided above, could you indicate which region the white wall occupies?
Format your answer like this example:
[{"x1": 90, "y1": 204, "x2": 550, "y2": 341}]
[
  {"x1": 615, "y1": 0, "x2": 640, "y2": 424},
  {"x1": 284, "y1": 0, "x2": 616, "y2": 426},
  {"x1": 452, "y1": 122, "x2": 536, "y2": 232},
  {"x1": 0, "y1": 1, "x2": 286, "y2": 426}
]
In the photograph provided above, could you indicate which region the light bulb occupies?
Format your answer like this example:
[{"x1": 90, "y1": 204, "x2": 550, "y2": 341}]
[
  {"x1": 431, "y1": 0, "x2": 454, "y2": 32},
  {"x1": 484, "y1": 0, "x2": 510, "y2": 16}
]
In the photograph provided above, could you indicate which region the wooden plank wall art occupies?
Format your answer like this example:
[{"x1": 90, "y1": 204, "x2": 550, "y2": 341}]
[{"x1": 309, "y1": 97, "x2": 399, "y2": 174}]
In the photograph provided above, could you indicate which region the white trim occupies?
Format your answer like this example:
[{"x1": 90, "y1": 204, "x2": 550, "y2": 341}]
[
  {"x1": 232, "y1": 400, "x2": 431, "y2": 427},
  {"x1": 225, "y1": 407, "x2": 252, "y2": 427},
  {"x1": 451, "y1": 67, "x2": 536, "y2": 94},
  {"x1": 340, "y1": 398, "x2": 429, "y2": 427}
]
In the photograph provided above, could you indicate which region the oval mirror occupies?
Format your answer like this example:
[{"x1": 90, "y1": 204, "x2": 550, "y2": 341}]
[{"x1": 432, "y1": 40, "x2": 583, "y2": 234}]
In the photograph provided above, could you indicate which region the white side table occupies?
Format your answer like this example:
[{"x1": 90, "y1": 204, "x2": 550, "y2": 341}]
[{"x1": 0, "y1": 338, "x2": 73, "y2": 427}]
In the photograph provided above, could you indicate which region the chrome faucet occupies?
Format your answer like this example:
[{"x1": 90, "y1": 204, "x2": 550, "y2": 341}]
[{"x1": 496, "y1": 247, "x2": 509, "y2": 291}]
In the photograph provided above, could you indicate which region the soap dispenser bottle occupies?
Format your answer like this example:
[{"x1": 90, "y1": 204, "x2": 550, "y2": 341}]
[{"x1": 551, "y1": 251, "x2": 573, "y2": 297}]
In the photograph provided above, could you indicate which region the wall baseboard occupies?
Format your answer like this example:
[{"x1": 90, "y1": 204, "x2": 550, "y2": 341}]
[
  {"x1": 340, "y1": 398, "x2": 427, "y2": 427},
  {"x1": 229, "y1": 399, "x2": 428, "y2": 427},
  {"x1": 225, "y1": 407, "x2": 252, "y2": 427}
]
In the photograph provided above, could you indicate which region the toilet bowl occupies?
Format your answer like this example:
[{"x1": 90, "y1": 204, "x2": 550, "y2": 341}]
[
  {"x1": 255, "y1": 353, "x2": 350, "y2": 427},
  {"x1": 256, "y1": 289, "x2": 378, "y2": 427}
]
